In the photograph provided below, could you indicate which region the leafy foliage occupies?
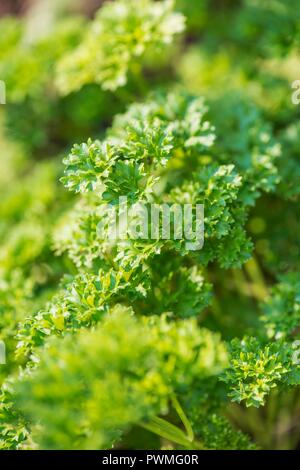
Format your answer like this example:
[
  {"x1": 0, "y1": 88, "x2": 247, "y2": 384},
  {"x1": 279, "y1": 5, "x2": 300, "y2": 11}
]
[
  {"x1": 56, "y1": 0, "x2": 185, "y2": 93},
  {"x1": 223, "y1": 337, "x2": 299, "y2": 408},
  {"x1": 1, "y1": 0, "x2": 300, "y2": 451},
  {"x1": 15, "y1": 307, "x2": 227, "y2": 449}
]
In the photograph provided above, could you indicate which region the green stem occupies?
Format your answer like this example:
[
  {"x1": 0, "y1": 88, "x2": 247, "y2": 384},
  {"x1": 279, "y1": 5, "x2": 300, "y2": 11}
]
[
  {"x1": 171, "y1": 394, "x2": 194, "y2": 442},
  {"x1": 139, "y1": 416, "x2": 204, "y2": 450},
  {"x1": 244, "y1": 256, "x2": 268, "y2": 301},
  {"x1": 130, "y1": 62, "x2": 149, "y2": 97},
  {"x1": 139, "y1": 396, "x2": 205, "y2": 449}
]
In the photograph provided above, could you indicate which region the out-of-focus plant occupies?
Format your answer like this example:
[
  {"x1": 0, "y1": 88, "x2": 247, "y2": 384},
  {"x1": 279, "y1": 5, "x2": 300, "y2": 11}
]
[{"x1": 56, "y1": 0, "x2": 185, "y2": 94}]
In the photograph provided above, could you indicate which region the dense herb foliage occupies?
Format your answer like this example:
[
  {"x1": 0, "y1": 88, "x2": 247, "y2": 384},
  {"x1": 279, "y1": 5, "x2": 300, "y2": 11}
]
[{"x1": 1, "y1": 0, "x2": 300, "y2": 450}]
